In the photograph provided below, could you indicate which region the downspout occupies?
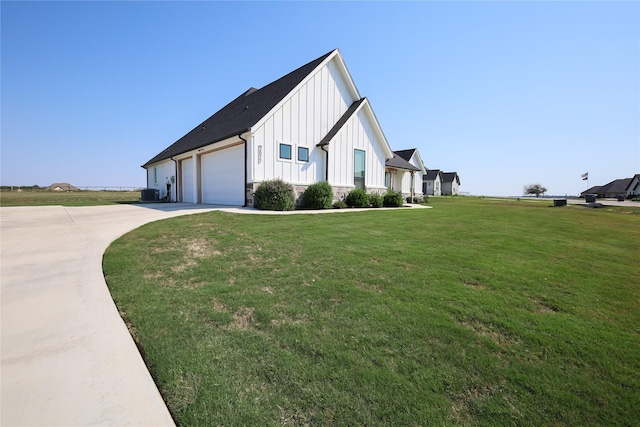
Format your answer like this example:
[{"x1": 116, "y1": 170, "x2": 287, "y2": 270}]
[
  {"x1": 171, "y1": 156, "x2": 178, "y2": 203},
  {"x1": 320, "y1": 144, "x2": 329, "y2": 182},
  {"x1": 238, "y1": 133, "x2": 248, "y2": 207}
]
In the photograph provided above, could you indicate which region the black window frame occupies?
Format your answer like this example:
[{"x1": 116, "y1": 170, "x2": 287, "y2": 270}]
[
  {"x1": 297, "y1": 146, "x2": 309, "y2": 162},
  {"x1": 279, "y1": 143, "x2": 292, "y2": 160},
  {"x1": 354, "y1": 149, "x2": 366, "y2": 190}
]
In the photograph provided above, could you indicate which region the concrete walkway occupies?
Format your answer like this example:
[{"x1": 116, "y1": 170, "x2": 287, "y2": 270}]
[
  {"x1": 1, "y1": 202, "x2": 429, "y2": 426},
  {"x1": 1, "y1": 203, "x2": 228, "y2": 426}
]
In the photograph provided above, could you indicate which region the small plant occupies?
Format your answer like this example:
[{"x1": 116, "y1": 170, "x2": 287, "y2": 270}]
[
  {"x1": 332, "y1": 200, "x2": 348, "y2": 209},
  {"x1": 345, "y1": 188, "x2": 370, "y2": 207},
  {"x1": 383, "y1": 189, "x2": 404, "y2": 207},
  {"x1": 254, "y1": 179, "x2": 295, "y2": 211},
  {"x1": 369, "y1": 192, "x2": 383, "y2": 208},
  {"x1": 301, "y1": 181, "x2": 333, "y2": 210}
]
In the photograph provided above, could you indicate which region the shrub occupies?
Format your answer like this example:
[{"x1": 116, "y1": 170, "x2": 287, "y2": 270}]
[
  {"x1": 383, "y1": 189, "x2": 404, "y2": 207},
  {"x1": 369, "y1": 192, "x2": 383, "y2": 208},
  {"x1": 301, "y1": 181, "x2": 333, "y2": 210},
  {"x1": 333, "y1": 200, "x2": 348, "y2": 209},
  {"x1": 254, "y1": 179, "x2": 295, "y2": 211},
  {"x1": 345, "y1": 188, "x2": 370, "y2": 207}
]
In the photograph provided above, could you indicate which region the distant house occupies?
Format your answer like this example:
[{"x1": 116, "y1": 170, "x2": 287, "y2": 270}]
[
  {"x1": 422, "y1": 169, "x2": 442, "y2": 196},
  {"x1": 386, "y1": 148, "x2": 426, "y2": 199},
  {"x1": 580, "y1": 174, "x2": 640, "y2": 198},
  {"x1": 441, "y1": 172, "x2": 461, "y2": 195},
  {"x1": 48, "y1": 183, "x2": 79, "y2": 191}
]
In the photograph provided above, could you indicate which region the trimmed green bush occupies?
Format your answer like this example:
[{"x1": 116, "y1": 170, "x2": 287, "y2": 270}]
[
  {"x1": 332, "y1": 200, "x2": 348, "y2": 209},
  {"x1": 301, "y1": 181, "x2": 333, "y2": 210},
  {"x1": 254, "y1": 179, "x2": 295, "y2": 211},
  {"x1": 383, "y1": 189, "x2": 404, "y2": 207},
  {"x1": 345, "y1": 188, "x2": 369, "y2": 207},
  {"x1": 369, "y1": 192, "x2": 383, "y2": 208}
]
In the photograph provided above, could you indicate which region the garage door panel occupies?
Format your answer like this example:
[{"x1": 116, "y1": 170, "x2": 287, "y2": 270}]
[{"x1": 201, "y1": 145, "x2": 244, "y2": 205}]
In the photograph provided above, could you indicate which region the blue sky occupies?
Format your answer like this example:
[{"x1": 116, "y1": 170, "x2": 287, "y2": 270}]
[{"x1": 2, "y1": 1, "x2": 638, "y2": 196}]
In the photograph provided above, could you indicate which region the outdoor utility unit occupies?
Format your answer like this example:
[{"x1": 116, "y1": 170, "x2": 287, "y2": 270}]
[{"x1": 140, "y1": 188, "x2": 159, "y2": 202}]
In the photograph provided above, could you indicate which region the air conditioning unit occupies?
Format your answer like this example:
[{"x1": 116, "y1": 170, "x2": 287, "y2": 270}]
[{"x1": 140, "y1": 188, "x2": 160, "y2": 202}]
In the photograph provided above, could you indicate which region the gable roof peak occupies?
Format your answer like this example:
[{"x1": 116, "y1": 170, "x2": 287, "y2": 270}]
[{"x1": 394, "y1": 149, "x2": 417, "y2": 162}]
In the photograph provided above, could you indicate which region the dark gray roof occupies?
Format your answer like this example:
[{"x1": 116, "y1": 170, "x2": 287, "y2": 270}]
[
  {"x1": 442, "y1": 172, "x2": 460, "y2": 185},
  {"x1": 386, "y1": 152, "x2": 420, "y2": 171},
  {"x1": 317, "y1": 98, "x2": 366, "y2": 146},
  {"x1": 581, "y1": 185, "x2": 602, "y2": 195},
  {"x1": 394, "y1": 149, "x2": 416, "y2": 162},
  {"x1": 424, "y1": 169, "x2": 441, "y2": 180},
  {"x1": 144, "y1": 50, "x2": 335, "y2": 167},
  {"x1": 598, "y1": 178, "x2": 632, "y2": 195}
]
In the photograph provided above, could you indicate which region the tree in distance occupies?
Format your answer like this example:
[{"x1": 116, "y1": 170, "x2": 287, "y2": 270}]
[{"x1": 523, "y1": 184, "x2": 548, "y2": 197}]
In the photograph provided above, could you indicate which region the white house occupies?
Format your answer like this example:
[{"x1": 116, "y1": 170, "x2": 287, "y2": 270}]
[
  {"x1": 423, "y1": 170, "x2": 442, "y2": 196},
  {"x1": 441, "y1": 172, "x2": 461, "y2": 195},
  {"x1": 386, "y1": 149, "x2": 426, "y2": 200},
  {"x1": 143, "y1": 49, "x2": 407, "y2": 206}
]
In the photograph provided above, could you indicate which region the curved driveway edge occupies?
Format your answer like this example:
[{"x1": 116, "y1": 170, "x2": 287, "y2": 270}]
[
  {"x1": 1, "y1": 202, "x2": 429, "y2": 426},
  {"x1": 1, "y1": 204, "x2": 225, "y2": 427}
]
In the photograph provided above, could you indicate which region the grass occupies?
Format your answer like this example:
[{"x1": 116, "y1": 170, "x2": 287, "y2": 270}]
[
  {"x1": 103, "y1": 197, "x2": 640, "y2": 426},
  {"x1": 0, "y1": 190, "x2": 141, "y2": 206}
]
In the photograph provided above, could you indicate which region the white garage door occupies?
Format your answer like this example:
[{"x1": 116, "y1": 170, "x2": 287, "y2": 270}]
[
  {"x1": 201, "y1": 145, "x2": 244, "y2": 205},
  {"x1": 182, "y1": 158, "x2": 195, "y2": 203}
]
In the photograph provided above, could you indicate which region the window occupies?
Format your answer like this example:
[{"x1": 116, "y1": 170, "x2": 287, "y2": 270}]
[
  {"x1": 298, "y1": 146, "x2": 309, "y2": 162},
  {"x1": 154, "y1": 167, "x2": 158, "y2": 184},
  {"x1": 385, "y1": 171, "x2": 391, "y2": 188},
  {"x1": 279, "y1": 143, "x2": 292, "y2": 160},
  {"x1": 354, "y1": 149, "x2": 365, "y2": 190}
]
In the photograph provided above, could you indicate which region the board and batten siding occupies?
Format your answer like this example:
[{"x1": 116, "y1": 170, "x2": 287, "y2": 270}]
[
  {"x1": 251, "y1": 59, "x2": 357, "y2": 186},
  {"x1": 326, "y1": 108, "x2": 388, "y2": 191}
]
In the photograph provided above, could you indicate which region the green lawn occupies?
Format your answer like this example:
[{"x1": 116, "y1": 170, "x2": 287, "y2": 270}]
[
  {"x1": 103, "y1": 198, "x2": 640, "y2": 426},
  {"x1": 0, "y1": 190, "x2": 141, "y2": 206}
]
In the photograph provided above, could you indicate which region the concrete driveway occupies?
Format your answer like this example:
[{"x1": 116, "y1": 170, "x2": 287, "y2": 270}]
[{"x1": 1, "y1": 203, "x2": 226, "y2": 427}]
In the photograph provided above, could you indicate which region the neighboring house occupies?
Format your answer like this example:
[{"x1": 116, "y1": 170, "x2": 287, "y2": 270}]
[
  {"x1": 48, "y1": 183, "x2": 79, "y2": 191},
  {"x1": 580, "y1": 186, "x2": 601, "y2": 197},
  {"x1": 627, "y1": 174, "x2": 640, "y2": 197},
  {"x1": 441, "y1": 172, "x2": 460, "y2": 195},
  {"x1": 142, "y1": 49, "x2": 401, "y2": 206},
  {"x1": 580, "y1": 174, "x2": 640, "y2": 198},
  {"x1": 423, "y1": 169, "x2": 442, "y2": 196},
  {"x1": 386, "y1": 148, "x2": 426, "y2": 200}
]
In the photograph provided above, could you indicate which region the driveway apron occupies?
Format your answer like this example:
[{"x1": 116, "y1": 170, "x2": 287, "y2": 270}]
[{"x1": 1, "y1": 204, "x2": 221, "y2": 427}]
